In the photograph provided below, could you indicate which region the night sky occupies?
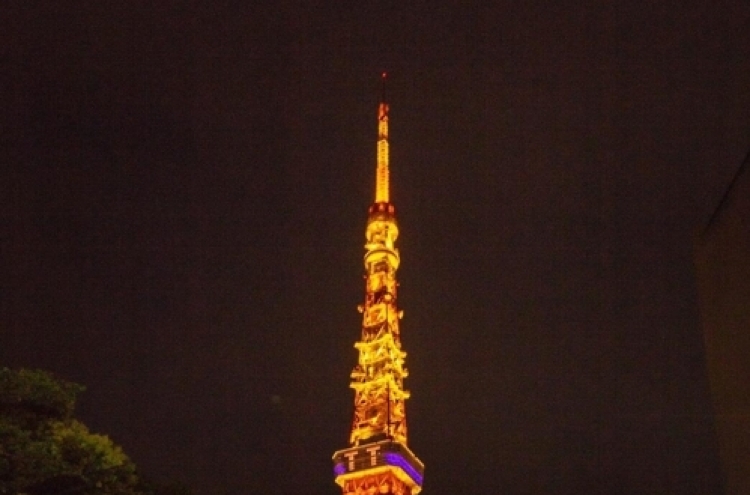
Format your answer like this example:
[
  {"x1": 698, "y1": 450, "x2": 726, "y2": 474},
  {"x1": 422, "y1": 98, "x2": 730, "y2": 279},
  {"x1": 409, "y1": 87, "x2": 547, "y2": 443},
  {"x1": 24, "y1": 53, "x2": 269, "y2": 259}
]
[{"x1": 3, "y1": 2, "x2": 750, "y2": 494}]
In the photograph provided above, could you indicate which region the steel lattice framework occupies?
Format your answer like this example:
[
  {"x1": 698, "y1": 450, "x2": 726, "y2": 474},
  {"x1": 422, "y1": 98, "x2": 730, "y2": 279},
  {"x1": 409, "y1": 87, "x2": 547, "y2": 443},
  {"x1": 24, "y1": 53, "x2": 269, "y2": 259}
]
[{"x1": 332, "y1": 74, "x2": 424, "y2": 495}]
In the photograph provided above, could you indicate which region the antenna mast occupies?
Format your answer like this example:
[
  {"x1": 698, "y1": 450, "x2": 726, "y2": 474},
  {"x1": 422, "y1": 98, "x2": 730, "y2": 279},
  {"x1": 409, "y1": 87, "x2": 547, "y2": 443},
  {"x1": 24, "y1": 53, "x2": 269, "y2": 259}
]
[{"x1": 375, "y1": 72, "x2": 390, "y2": 204}]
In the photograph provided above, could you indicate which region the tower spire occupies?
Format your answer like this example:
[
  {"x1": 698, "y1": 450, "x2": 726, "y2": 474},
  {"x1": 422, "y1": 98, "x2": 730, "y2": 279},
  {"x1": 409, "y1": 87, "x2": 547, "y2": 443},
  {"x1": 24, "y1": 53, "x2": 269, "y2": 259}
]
[
  {"x1": 332, "y1": 74, "x2": 424, "y2": 495},
  {"x1": 375, "y1": 72, "x2": 390, "y2": 204}
]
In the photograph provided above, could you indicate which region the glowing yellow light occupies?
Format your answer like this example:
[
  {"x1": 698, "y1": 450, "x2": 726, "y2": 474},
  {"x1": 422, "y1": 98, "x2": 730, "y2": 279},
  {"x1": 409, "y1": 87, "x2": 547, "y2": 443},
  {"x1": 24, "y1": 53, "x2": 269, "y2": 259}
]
[
  {"x1": 336, "y1": 466, "x2": 422, "y2": 494},
  {"x1": 334, "y1": 75, "x2": 423, "y2": 495},
  {"x1": 375, "y1": 103, "x2": 390, "y2": 203}
]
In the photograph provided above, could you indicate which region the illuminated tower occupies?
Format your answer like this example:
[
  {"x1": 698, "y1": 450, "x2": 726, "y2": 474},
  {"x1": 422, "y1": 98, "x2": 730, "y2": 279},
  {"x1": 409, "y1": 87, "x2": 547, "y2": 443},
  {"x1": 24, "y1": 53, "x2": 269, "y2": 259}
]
[{"x1": 332, "y1": 74, "x2": 425, "y2": 495}]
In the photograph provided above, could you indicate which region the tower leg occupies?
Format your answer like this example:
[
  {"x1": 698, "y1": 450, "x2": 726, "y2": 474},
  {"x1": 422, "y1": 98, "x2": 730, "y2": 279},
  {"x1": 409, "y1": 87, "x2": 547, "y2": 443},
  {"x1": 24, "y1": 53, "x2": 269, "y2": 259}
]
[{"x1": 342, "y1": 472, "x2": 412, "y2": 495}]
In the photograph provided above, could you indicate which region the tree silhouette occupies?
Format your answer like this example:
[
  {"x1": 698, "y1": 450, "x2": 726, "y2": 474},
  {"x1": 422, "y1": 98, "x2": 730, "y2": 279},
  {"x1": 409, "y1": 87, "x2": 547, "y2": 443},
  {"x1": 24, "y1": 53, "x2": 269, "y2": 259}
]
[{"x1": 0, "y1": 368, "x2": 189, "y2": 495}]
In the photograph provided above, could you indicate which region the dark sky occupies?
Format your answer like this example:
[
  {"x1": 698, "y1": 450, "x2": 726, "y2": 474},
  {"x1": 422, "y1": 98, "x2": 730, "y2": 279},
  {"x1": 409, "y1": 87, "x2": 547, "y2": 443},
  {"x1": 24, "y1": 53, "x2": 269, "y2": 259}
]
[{"x1": 3, "y1": 2, "x2": 750, "y2": 494}]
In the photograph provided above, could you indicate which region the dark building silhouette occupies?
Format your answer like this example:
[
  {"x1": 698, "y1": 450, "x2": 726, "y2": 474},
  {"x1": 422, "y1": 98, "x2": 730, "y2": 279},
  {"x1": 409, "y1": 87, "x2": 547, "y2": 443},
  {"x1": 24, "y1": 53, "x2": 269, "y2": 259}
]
[{"x1": 694, "y1": 150, "x2": 750, "y2": 495}]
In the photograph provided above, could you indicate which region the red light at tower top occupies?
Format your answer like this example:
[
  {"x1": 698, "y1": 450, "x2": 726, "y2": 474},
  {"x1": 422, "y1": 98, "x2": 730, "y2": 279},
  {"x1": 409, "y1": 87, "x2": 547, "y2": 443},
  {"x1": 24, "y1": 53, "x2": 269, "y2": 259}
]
[{"x1": 380, "y1": 72, "x2": 388, "y2": 105}]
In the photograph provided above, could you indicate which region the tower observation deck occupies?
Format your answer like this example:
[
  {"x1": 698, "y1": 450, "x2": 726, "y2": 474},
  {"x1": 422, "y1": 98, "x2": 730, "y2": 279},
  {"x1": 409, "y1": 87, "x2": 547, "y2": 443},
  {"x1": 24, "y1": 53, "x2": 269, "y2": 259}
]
[{"x1": 332, "y1": 74, "x2": 425, "y2": 495}]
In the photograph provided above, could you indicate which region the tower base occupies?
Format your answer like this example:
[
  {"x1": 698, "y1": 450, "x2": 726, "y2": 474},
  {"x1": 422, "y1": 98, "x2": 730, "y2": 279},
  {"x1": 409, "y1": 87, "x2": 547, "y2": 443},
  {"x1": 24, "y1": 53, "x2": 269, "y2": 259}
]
[{"x1": 340, "y1": 470, "x2": 414, "y2": 495}]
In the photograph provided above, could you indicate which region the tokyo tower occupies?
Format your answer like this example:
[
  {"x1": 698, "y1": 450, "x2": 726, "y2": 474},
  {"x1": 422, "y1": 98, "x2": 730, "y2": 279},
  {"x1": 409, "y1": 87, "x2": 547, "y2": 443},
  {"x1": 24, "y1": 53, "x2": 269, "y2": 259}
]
[{"x1": 332, "y1": 73, "x2": 425, "y2": 495}]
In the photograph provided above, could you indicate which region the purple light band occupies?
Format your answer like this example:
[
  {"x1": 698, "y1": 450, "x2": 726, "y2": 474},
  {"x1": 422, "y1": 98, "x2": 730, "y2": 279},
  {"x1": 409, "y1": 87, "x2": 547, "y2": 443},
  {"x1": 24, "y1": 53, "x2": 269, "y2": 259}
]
[
  {"x1": 334, "y1": 463, "x2": 346, "y2": 476},
  {"x1": 383, "y1": 453, "x2": 423, "y2": 486}
]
